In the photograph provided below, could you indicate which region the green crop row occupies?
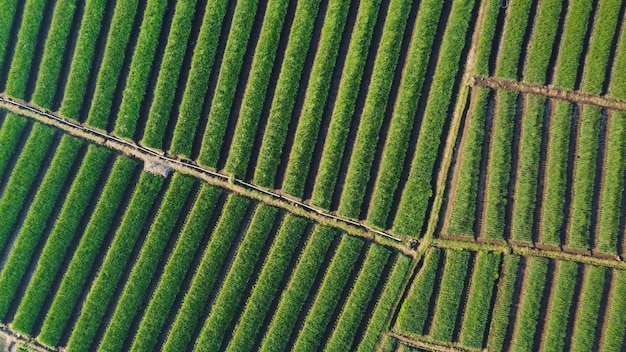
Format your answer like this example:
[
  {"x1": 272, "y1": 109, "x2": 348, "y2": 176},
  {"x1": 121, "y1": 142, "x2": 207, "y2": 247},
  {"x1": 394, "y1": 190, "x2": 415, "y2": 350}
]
[
  {"x1": 486, "y1": 255, "x2": 520, "y2": 351},
  {"x1": 258, "y1": 225, "x2": 336, "y2": 352},
  {"x1": 337, "y1": 0, "x2": 412, "y2": 218},
  {"x1": 195, "y1": 0, "x2": 261, "y2": 166},
  {"x1": 602, "y1": 270, "x2": 626, "y2": 351},
  {"x1": 396, "y1": 247, "x2": 441, "y2": 334},
  {"x1": 309, "y1": 0, "x2": 381, "y2": 209},
  {"x1": 37, "y1": 157, "x2": 137, "y2": 347},
  {"x1": 163, "y1": 194, "x2": 250, "y2": 352},
  {"x1": 0, "y1": 136, "x2": 82, "y2": 321},
  {"x1": 540, "y1": 100, "x2": 572, "y2": 246},
  {"x1": 571, "y1": 266, "x2": 606, "y2": 351},
  {"x1": 31, "y1": 0, "x2": 80, "y2": 108},
  {"x1": 324, "y1": 245, "x2": 390, "y2": 351},
  {"x1": 129, "y1": 184, "x2": 222, "y2": 352},
  {"x1": 59, "y1": 0, "x2": 108, "y2": 120},
  {"x1": 65, "y1": 172, "x2": 164, "y2": 352},
  {"x1": 367, "y1": 0, "x2": 445, "y2": 227},
  {"x1": 141, "y1": 0, "x2": 199, "y2": 149},
  {"x1": 580, "y1": 0, "x2": 622, "y2": 94},
  {"x1": 459, "y1": 251, "x2": 501, "y2": 349},
  {"x1": 447, "y1": 88, "x2": 490, "y2": 236},
  {"x1": 511, "y1": 95, "x2": 546, "y2": 243},
  {"x1": 84, "y1": 0, "x2": 139, "y2": 129},
  {"x1": 11, "y1": 145, "x2": 109, "y2": 335},
  {"x1": 510, "y1": 256, "x2": 548, "y2": 352},
  {"x1": 292, "y1": 235, "x2": 363, "y2": 351},
  {"x1": 224, "y1": 215, "x2": 309, "y2": 352},
  {"x1": 522, "y1": 0, "x2": 561, "y2": 83},
  {"x1": 552, "y1": 0, "x2": 593, "y2": 89},
  {"x1": 568, "y1": 105, "x2": 601, "y2": 249},
  {"x1": 0, "y1": 114, "x2": 27, "y2": 180},
  {"x1": 0, "y1": 123, "x2": 55, "y2": 252},
  {"x1": 0, "y1": 0, "x2": 20, "y2": 74},
  {"x1": 114, "y1": 0, "x2": 168, "y2": 138},
  {"x1": 281, "y1": 0, "x2": 351, "y2": 197},
  {"x1": 542, "y1": 261, "x2": 578, "y2": 352},
  {"x1": 224, "y1": 0, "x2": 291, "y2": 178},
  {"x1": 610, "y1": 18, "x2": 626, "y2": 99},
  {"x1": 4, "y1": 0, "x2": 49, "y2": 99},
  {"x1": 597, "y1": 111, "x2": 626, "y2": 253},
  {"x1": 98, "y1": 173, "x2": 195, "y2": 352},
  {"x1": 483, "y1": 91, "x2": 517, "y2": 240},
  {"x1": 194, "y1": 204, "x2": 278, "y2": 350},
  {"x1": 393, "y1": 0, "x2": 475, "y2": 237},
  {"x1": 473, "y1": 0, "x2": 499, "y2": 76},
  {"x1": 251, "y1": 0, "x2": 322, "y2": 188},
  {"x1": 356, "y1": 254, "x2": 410, "y2": 352},
  {"x1": 169, "y1": 0, "x2": 229, "y2": 157},
  {"x1": 431, "y1": 250, "x2": 470, "y2": 342},
  {"x1": 493, "y1": 0, "x2": 532, "y2": 79}
]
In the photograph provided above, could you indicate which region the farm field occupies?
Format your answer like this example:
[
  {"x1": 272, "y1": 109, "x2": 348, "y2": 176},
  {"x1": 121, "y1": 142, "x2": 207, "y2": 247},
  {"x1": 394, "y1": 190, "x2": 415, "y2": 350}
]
[{"x1": 0, "y1": 0, "x2": 625, "y2": 350}]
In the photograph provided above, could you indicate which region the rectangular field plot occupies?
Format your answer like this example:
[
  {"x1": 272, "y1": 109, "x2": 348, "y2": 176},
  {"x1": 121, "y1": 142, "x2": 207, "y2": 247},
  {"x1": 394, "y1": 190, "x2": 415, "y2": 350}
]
[
  {"x1": 0, "y1": 110, "x2": 410, "y2": 352},
  {"x1": 394, "y1": 247, "x2": 626, "y2": 351},
  {"x1": 444, "y1": 87, "x2": 626, "y2": 258},
  {"x1": 0, "y1": 0, "x2": 481, "y2": 239}
]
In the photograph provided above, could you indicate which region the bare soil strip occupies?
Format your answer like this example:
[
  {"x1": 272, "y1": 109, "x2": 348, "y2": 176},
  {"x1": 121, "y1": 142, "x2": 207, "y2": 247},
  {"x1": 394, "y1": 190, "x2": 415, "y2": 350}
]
[
  {"x1": 0, "y1": 96, "x2": 407, "y2": 254},
  {"x1": 388, "y1": 332, "x2": 475, "y2": 352},
  {"x1": 472, "y1": 76, "x2": 626, "y2": 111}
]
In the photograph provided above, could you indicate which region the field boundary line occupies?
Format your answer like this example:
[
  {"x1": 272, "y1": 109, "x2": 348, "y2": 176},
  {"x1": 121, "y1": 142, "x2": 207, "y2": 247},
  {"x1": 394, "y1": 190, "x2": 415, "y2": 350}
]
[
  {"x1": 388, "y1": 332, "x2": 475, "y2": 352},
  {"x1": 0, "y1": 96, "x2": 411, "y2": 253},
  {"x1": 472, "y1": 76, "x2": 626, "y2": 111},
  {"x1": 0, "y1": 326, "x2": 57, "y2": 352}
]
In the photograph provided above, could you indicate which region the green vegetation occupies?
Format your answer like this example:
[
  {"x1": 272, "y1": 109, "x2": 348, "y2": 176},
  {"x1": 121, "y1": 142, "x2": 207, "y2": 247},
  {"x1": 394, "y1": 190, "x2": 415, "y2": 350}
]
[
  {"x1": 38, "y1": 157, "x2": 137, "y2": 347},
  {"x1": 65, "y1": 172, "x2": 164, "y2": 352},
  {"x1": 0, "y1": 0, "x2": 20, "y2": 73},
  {"x1": 258, "y1": 226, "x2": 336, "y2": 352},
  {"x1": 494, "y1": 0, "x2": 532, "y2": 79},
  {"x1": 473, "y1": 0, "x2": 499, "y2": 76},
  {"x1": 522, "y1": 0, "x2": 561, "y2": 83},
  {"x1": 0, "y1": 136, "x2": 82, "y2": 321},
  {"x1": 571, "y1": 266, "x2": 606, "y2": 352},
  {"x1": 163, "y1": 195, "x2": 250, "y2": 351},
  {"x1": 487, "y1": 255, "x2": 520, "y2": 351},
  {"x1": 511, "y1": 257, "x2": 548, "y2": 352},
  {"x1": 602, "y1": 270, "x2": 626, "y2": 352},
  {"x1": 0, "y1": 114, "x2": 27, "y2": 180},
  {"x1": 11, "y1": 145, "x2": 109, "y2": 334},
  {"x1": 130, "y1": 185, "x2": 222, "y2": 352},
  {"x1": 542, "y1": 261, "x2": 578, "y2": 352}
]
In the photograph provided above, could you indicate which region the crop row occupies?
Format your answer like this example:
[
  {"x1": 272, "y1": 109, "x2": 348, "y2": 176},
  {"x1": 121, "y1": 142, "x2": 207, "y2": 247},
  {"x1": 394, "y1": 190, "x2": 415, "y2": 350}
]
[
  {"x1": 571, "y1": 266, "x2": 607, "y2": 351},
  {"x1": 542, "y1": 261, "x2": 578, "y2": 351},
  {"x1": 0, "y1": 123, "x2": 55, "y2": 253},
  {"x1": 223, "y1": 0, "x2": 291, "y2": 178},
  {"x1": 510, "y1": 256, "x2": 548, "y2": 351},
  {"x1": 0, "y1": 136, "x2": 83, "y2": 321},
  {"x1": 31, "y1": 0, "x2": 80, "y2": 108},
  {"x1": 98, "y1": 173, "x2": 195, "y2": 352},
  {"x1": 610, "y1": 17, "x2": 626, "y2": 99},
  {"x1": 37, "y1": 156, "x2": 137, "y2": 347},
  {"x1": 603, "y1": 270, "x2": 626, "y2": 351},
  {"x1": 11, "y1": 145, "x2": 109, "y2": 335},
  {"x1": 0, "y1": 0, "x2": 20, "y2": 74},
  {"x1": 194, "y1": 0, "x2": 261, "y2": 166},
  {"x1": 430, "y1": 250, "x2": 470, "y2": 341},
  {"x1": 4, "y1": 0, "x2": 49, "y2": 99},
  {"x1": 367, "y1": 0, "x2": 445, "y2": 227},
  {"x1": 324, "y1": 244, "x2": 390, "y2": 351},
  {"x1": 129, "y1": 184, "x2": 222, "y2": 352},
  {"x1": 395, "y1": 247, "x2": 441, "y2": 334},
  {"x1": 141, "y1": 0, "x2": 200, "y2": 149},
  {"x1": 113, "y1": 0, "x2": 168, "y2": 139},
  {"x1": 163, "y1": 194, "x2": 250, "y2": 351},
  {"x1": 65, "y1": 172, "x2": 164, "y2": 352},
  {"x1": 281, "y1": 0, "x2": 351, "y2": 197},
  {"x1": 337, "y1": 0, "x2": 413, "y2": 218},
  {"x1": 472, "y1": 0, "x2": 499, "y2": 76},
  {"x1": 193, "y1": 204, "x2": 279, "y2": 349},
  {"x1": 291, "y1": 235, "x2": 364, "y2": 351},
  {"x1": 309, "y1": 0, "x2": 381, "y2": 209},
  {"x1": 258, "y1": 225, "x2": 337, "y2": 351},
  {"x1": 447, "y1": 88, "x2": 490, "y2": 236},
  {"x1": 59, "y1": 0, "x2": 108, "y2": 120},
  {"x1": 356, "y1": 254, "x2": 410, "y2": 352},
  {"x1": 486, "y1": 255, "x2": 520, "y2": 351},
  {"x1": 458, "y1": 251, "x2": 501, "y2": 348},
  {"x1": 0, "y1": 114, "x2": 27, "y2": 181},
  {"x1": 522, "y1": 0, "x2": 561, "y2": 84},
  {"x1": 84, "y1": 0, "x2": 140, "y2": 129},
  {"x1": 251, "y1": 0, "x2": 322, "y2": 188},
  {"x1": 493, "y1": 0, "x2": 532, "y2": 80},
  {"x1": 393, "y1": 0, "x2": 475, "y2": 237}
]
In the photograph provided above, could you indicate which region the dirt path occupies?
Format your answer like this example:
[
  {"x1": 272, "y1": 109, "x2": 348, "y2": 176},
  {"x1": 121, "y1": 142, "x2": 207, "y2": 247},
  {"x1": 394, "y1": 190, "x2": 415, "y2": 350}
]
[
  {"x1": 472, "y1": 76, "x2": 626, "y2": 111},
  {"x1": 388, "y1": 331, "x2": 474, "y2": 352}
]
